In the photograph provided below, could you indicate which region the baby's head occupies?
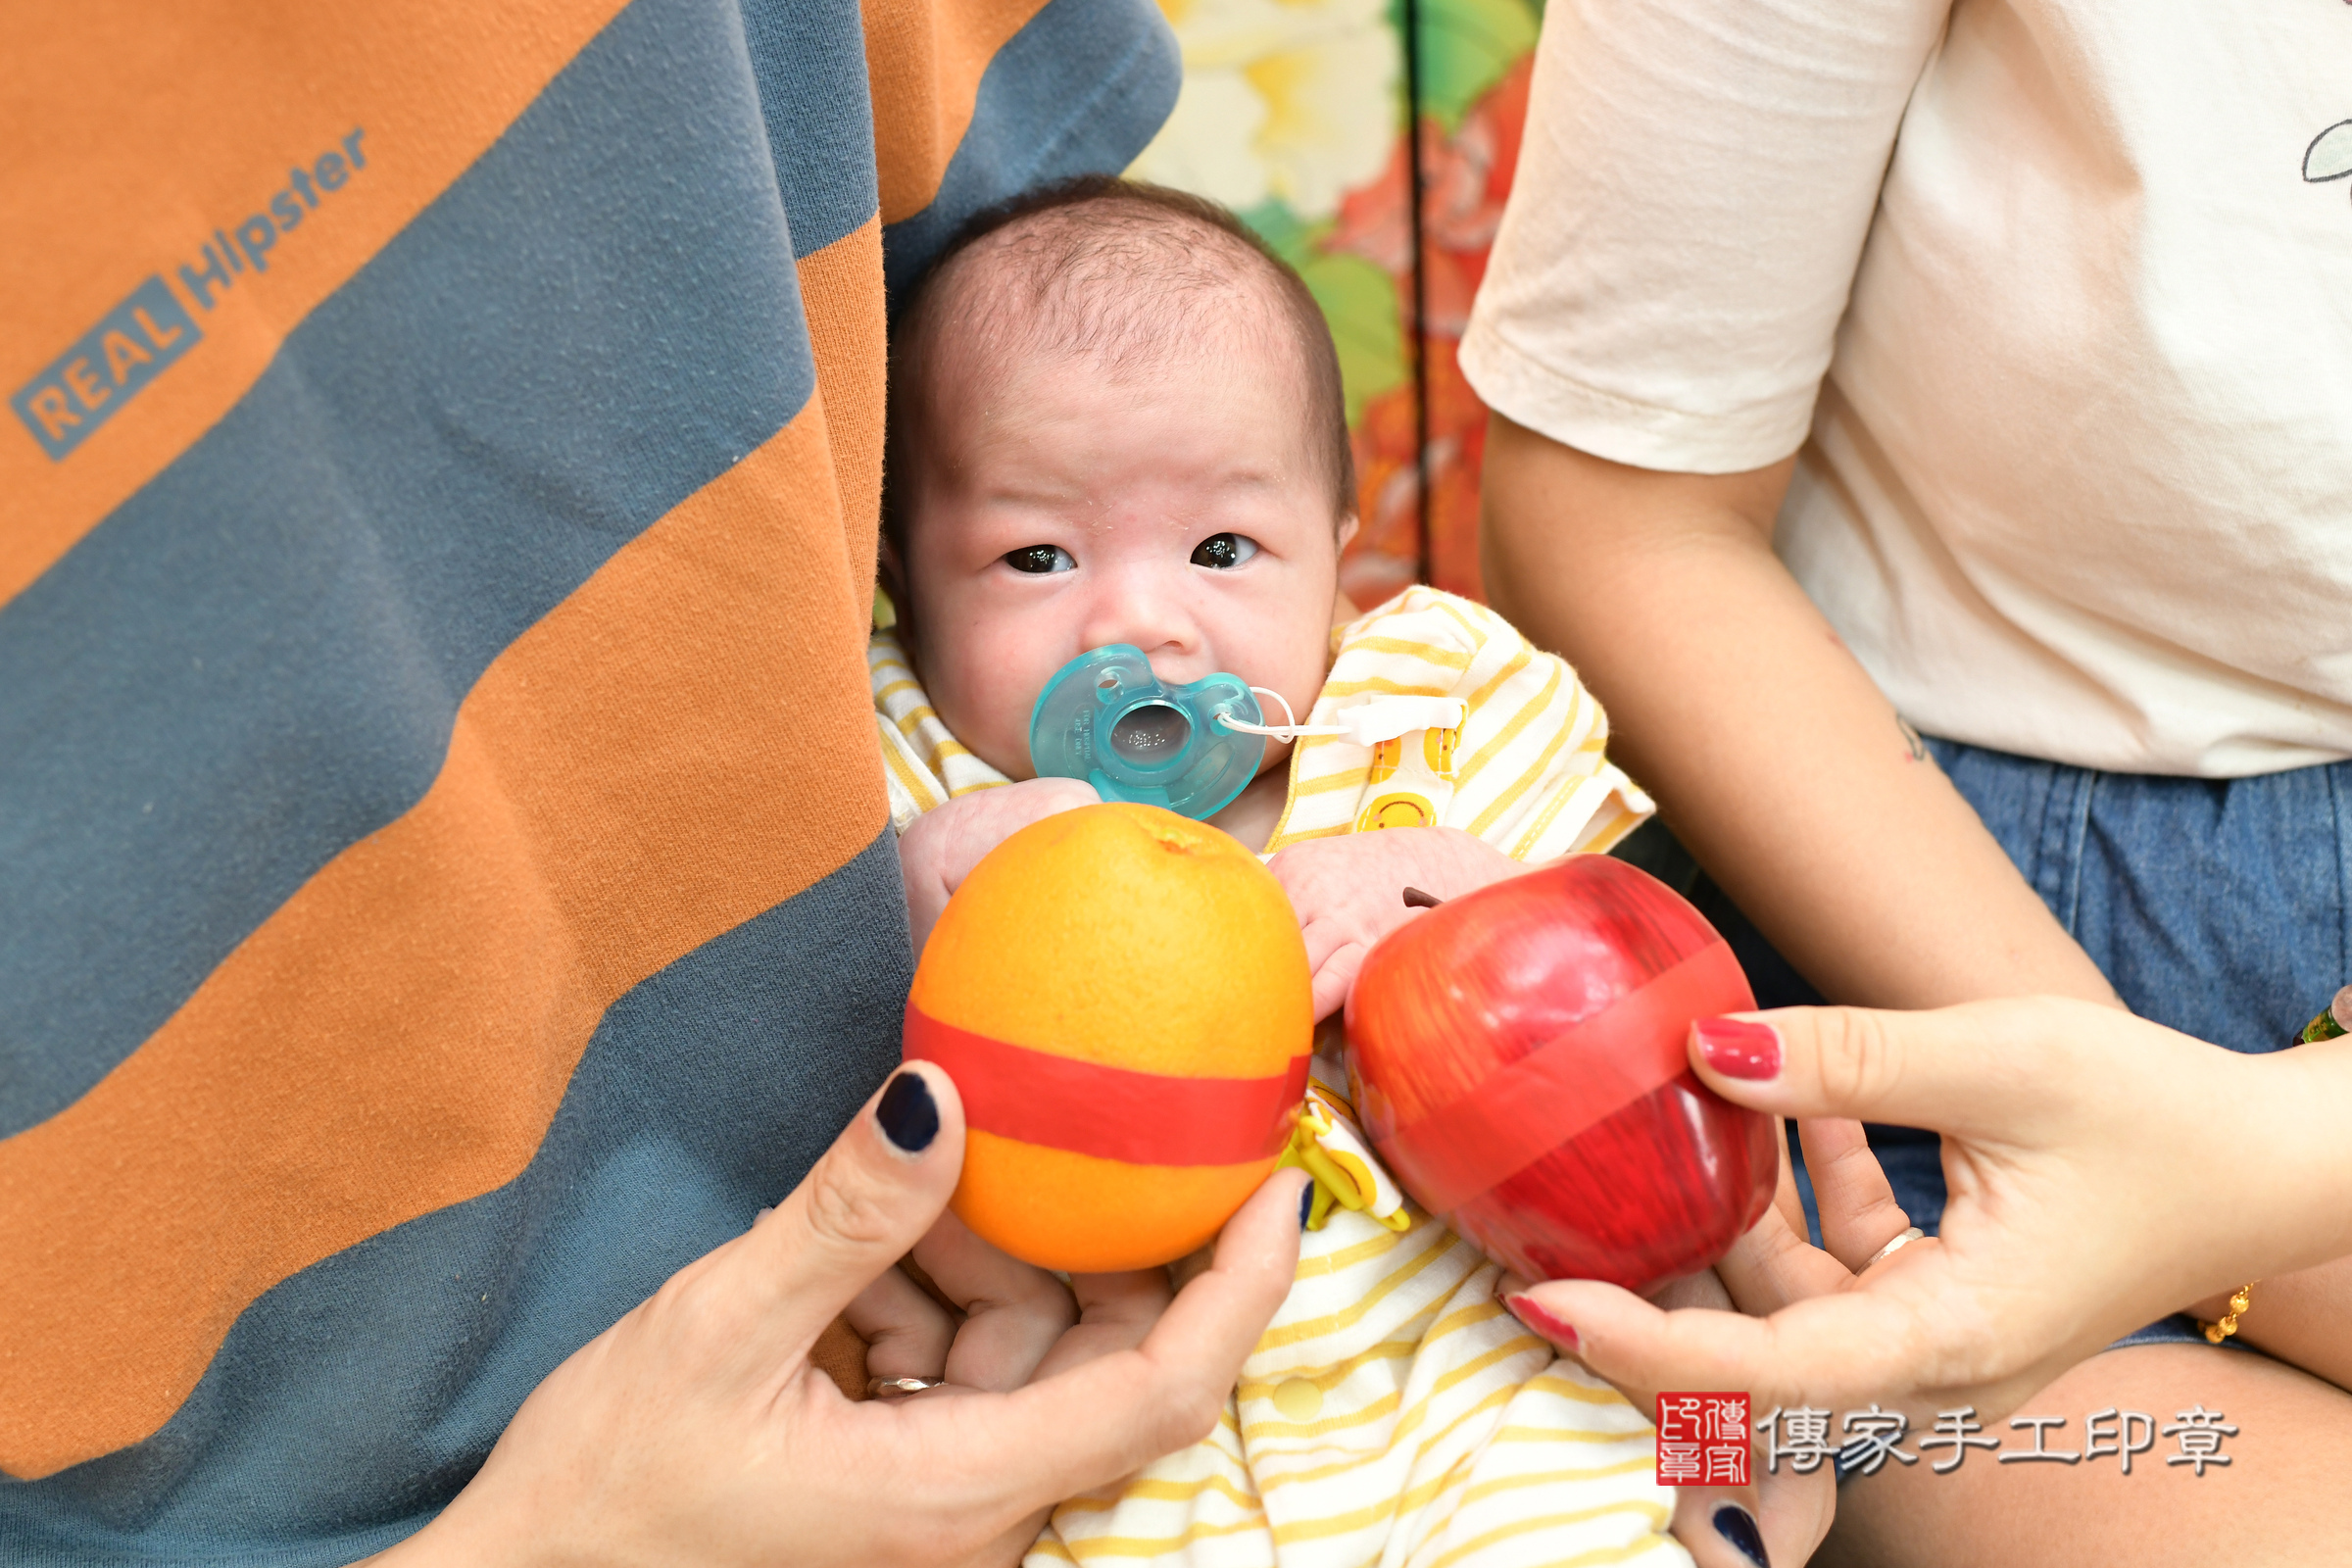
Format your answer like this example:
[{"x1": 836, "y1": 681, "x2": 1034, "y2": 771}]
[{"x1": 886, "y1": 176, "x2": 1357, "y2": 786}]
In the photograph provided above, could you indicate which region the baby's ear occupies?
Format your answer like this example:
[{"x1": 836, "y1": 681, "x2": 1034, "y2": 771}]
[
  {"x1": 875, "y1": 533, "x2": 916, "y2": 648},
  {"x1": 1336, "y1": 514, "x2": 1361, "y2": 553}
]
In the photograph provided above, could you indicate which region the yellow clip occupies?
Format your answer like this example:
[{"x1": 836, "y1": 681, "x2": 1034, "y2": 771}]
[
  {"x1": 1422, "y1": 724, "x2": 1459, "y2": 780},
  {"x1": 1276, "y1": 1098, "x2": 1409, "y2": 1232}
]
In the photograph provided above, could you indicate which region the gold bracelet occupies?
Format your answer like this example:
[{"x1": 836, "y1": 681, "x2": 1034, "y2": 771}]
[{"x1": 2200, "y1": 1283, "x2": 2257, "y2": 1345}]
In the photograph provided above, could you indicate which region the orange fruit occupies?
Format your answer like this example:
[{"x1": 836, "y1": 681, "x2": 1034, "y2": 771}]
[{"x1": 906, "y1": 803, "x2": 1313, "y2": 1271}]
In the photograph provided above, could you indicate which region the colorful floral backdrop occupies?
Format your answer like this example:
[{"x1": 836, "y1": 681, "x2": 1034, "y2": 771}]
[{"x1": 1128, "y1": 0, "x2": 1541, "y2": 605}]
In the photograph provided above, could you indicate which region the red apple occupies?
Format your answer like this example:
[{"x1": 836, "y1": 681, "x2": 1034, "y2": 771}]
[{"x1": 1344, "y1": 855, "x2": 1776, "y2": 1293}]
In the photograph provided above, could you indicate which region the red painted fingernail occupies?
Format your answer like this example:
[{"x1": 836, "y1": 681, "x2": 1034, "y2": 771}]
[
  {"x1": 1691, "y1": 1017, "x2": 1782, "y2": 1080},
  {"x1": 1504, "y1": 1294, "x2": 1579, "y2": 1349}
]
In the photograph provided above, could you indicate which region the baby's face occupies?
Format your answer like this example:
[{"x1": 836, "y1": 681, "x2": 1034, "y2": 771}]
[{"x1": 898, "y1": 326, "x2": 1346, "y2": 785}]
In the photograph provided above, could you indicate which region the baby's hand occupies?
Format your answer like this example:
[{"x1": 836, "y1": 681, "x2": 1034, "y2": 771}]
[
  {"x1": 898, "y1": 777, "x2": 1101, "y2": 953},
  {"x1": 1265, "y1": 827, "x2": 1525, "y2": 1019}
]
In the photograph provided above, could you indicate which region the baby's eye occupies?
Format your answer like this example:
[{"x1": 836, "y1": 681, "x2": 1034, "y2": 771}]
[
  {"x1": 1004, "y1": 545, "x2": 1077, "y2": 574},
  {"x1": 1191, "y1": 533, "x2": 1260, "y2": 569}
]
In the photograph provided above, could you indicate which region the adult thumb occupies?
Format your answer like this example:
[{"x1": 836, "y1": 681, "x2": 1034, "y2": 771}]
[
  {"x1": 715, "y1": 1061, "x2": 968, "y2": 1374},
  {"x1": 1684, "y1": 996, "x2": 2129, "y2": 1144}
]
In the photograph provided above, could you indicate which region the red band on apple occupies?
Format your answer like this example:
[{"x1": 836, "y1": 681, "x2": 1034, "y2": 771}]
[
  {"x1": 1374, "y1": 940, "x2": 1750, "y2": 1214},
  {"x1": 903, "y1": 1004, "x2": 1310, "y2": 1166}
]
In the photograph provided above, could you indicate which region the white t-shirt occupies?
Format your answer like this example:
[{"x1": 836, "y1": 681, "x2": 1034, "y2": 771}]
[{"x1": 1460, "y1": 0, "x2": 2352, "y2": 777}]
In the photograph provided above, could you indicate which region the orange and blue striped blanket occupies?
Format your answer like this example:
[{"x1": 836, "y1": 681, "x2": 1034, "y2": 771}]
[{"x1": 0, "y1": 0, "x2": 1176, "y2": 1555}]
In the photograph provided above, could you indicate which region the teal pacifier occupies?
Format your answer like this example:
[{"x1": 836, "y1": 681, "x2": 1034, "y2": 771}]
[{"x1": 1028, "y1": 645, "x2": 1267, "y2": 819}]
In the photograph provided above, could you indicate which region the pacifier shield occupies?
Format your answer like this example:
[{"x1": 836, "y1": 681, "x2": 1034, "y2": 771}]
[{"x1": 1029, "y1": 646, "x2": 1266, "y2": 819}]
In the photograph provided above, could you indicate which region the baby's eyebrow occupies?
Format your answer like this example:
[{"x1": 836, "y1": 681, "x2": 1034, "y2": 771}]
[
  {"x1": 975, "y1": 474, "x2": 1280, "y2": 513},
  {"x1": 1202, "y1": 466, "x2": 1283, "y2": 490},
  {"x1": 972, "y1": 481, "x2": 1090, "y2": 509}
]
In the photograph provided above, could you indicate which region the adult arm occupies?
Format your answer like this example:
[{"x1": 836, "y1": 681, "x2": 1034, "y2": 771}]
[
  {"x1": 1481, "y1": 430, "x2": 2352, "y2": 1389},
  {"x1": 1480, "y1": 421, "x2": 2119, "y2": 1010},
  {"x1": 2186, "y1": 1259, "x2": 2352, "y2": 1395},
  {"x1": 1510, "y1": 1000, "x2": 2352, "y2": 1418},
  {"x1": 1465, "y1": 0, "x2": 2115, "y2": 1007},
  {"x1": 367, "y1": 1063, "x2": 1307, "y2": 1568}
]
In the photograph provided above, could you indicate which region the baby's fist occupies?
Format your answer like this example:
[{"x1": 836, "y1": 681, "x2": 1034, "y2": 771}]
[
  {"x1": 1266, "y1": 827, "x2": 1523, "y2": 1019},
  {"x1": 899, "y1": 777, "x2": 1101, "y2": 952}
]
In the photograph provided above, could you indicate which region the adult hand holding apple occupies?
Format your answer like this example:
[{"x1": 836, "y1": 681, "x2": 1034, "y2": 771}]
[{"x1": 1344, "y1": 855, "x2": 1778, "y2": 1293}]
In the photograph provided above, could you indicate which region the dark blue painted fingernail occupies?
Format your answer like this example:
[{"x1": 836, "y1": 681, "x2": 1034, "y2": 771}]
[
  {"x1": 1299, "y1": 1182, "x2": 1315, "y2": 1229},
  {"x1": 877, "y1": 1070, "x2": 939, "y2": 1154},
  {"x1": 1713, "y1": 1503, "x2": 1768, "y2": 1568}
]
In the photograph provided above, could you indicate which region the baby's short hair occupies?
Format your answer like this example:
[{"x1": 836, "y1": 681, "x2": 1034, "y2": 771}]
[{"x1": 887, "y1": 176, "x2": 1356, "y2": 540}]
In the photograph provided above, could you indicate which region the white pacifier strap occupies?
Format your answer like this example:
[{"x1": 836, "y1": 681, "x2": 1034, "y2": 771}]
[{"x1": 1218, "y1": 691, "x2": 1466, "y2": 746}]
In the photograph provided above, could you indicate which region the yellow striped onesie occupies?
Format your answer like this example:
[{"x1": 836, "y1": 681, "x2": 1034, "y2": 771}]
[{"x1": 872, "y1": 586, "x2": 1689, "y2": 1568}]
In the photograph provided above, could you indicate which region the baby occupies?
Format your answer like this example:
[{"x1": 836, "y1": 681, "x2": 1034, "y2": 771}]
[{"x1": 875, "y1": 177, "x2": 1735, "y2": 1568}]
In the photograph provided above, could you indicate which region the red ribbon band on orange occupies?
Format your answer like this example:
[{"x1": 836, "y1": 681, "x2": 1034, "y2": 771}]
[
  {"x1": 903, "y1": 1004, "x2": 1310, "y2": 1167},
  {"x1": 1374, "y1": 940, "x2": 1753, "y2": 1214}
]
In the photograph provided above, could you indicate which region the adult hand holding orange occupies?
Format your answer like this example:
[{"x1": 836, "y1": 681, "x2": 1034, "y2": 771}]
[{"x1": 369, "y1": 1061, "x2": 1309, "y2": 1568}]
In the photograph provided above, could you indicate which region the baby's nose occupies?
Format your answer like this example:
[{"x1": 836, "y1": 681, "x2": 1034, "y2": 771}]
[{"x1": 1079, "y1": 575, "x2": 1200, "y2": 671}]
